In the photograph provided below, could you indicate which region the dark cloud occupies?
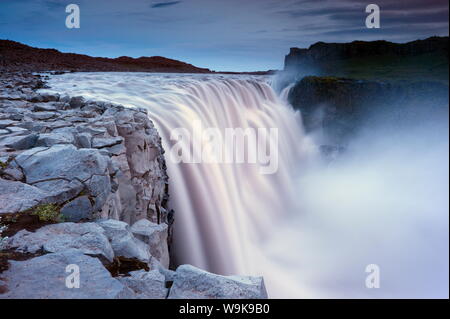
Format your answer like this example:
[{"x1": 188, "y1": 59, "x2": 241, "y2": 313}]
[{"x1": 151, "y1": 1, "x2": 181, "y2": 8}]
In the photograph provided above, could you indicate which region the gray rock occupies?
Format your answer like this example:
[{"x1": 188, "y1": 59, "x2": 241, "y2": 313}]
[
  {"x1": 15, "y1": 144, "x2": 109, "y2": 184},
  {"x1": 0, "y1": 249, "x2": 133, "y2": 299},
  {"x1": 131, "y1": 219, "x2": 169, "y2": 268},
  {"x1": 97, "y1": 219, "x2": 151, "y2": 262},
  {"x1": 1, "y1": 165, "x2": 24, "y2": 181},
  {"x1": 5, "y1": 126, "x2": 28, "y2": 134},
  {"x1": 36, "y1": 132, "x2": 74, "y2": 146},
  {"x1": 29, "y1": 111, "x2": 57, "y2": 120},
  {"x1": 75, "y1": 132, "x2": 92, "y2": 148},
  {"x1": 60, "y1": 196, "x2": 93, "y2": 222},
  {"x1": 0, "y1": 119, "x2": 15, "y2": 129},
  {"x1": 86, "y1": 174, "x2": 111, "y2": 211},
  {"x1": 168, "y1": 265, "x2": 268, "y2": 299},
  {"x1": 118, "y1": 270, "x2": 168, "y2": 299},
  {"x1": 33, "y1": 179, "x2": 83, "y2": 204},
  {"x1": 92, "y1": 136, "x2": 123, "y2": 148},
  {"x1": 1, "y1": 134, "x2": 38, "y2": 150},
  {"x1": 33, "y1": 103, "x2": 57, "y2": 112},
  {"x1": 2, "y1": 222, "x2": 115, "y2": 262},
  {"x1": 69, "y1": 96, "x2": 85, "y2": 109},
  {"x1": 0, "y1": 178, "x2": 50, "y2": 214}
]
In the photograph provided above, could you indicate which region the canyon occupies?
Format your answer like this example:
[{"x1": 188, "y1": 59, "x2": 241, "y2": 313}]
[{"x1": 0, "y1": 36, "x2": 448, "y2": 298}]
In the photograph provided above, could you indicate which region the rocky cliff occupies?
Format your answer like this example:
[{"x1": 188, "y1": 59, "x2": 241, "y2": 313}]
[
  {"x1": 0, "y1": 72, "x2": 268, "y2": 299},
  {"x1": 282, "y1": 37, "x2": 449, "y2": 146},
  {"x1": 284, "y1": 36, "x2": 449, "y2": 80},
  {"x1": 288, "y1": 76, "x2": 449, "y2": 145}
]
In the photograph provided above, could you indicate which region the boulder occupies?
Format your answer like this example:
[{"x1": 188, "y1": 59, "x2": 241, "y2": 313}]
[
  {"x1": 0, "y1": 249, "x2": 133, "y2": 299},
  {"x1": 131, "y1": 219, "x2": 169, "y2": 268},
  {"x1": 118, "y1": 269, "x2": 168, "y2": 299},
  {"x1": 168, "y1": 265, "x2": 268, "y2": 299},
  {"x1": 97, "y1": 219, "x2": 150, "y2": 262}
]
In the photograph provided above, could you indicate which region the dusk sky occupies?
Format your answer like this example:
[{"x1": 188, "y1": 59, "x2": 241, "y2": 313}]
[{"x1": 0, "y1": 0, "x2": 448, "y2": 71}]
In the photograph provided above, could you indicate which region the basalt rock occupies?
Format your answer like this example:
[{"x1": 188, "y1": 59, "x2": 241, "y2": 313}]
[{"x1": 0, "y1": 72, "x2": 169, "y2": 226}]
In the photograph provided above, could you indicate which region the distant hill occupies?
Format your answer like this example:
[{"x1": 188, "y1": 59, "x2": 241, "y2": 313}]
[
  {"x1": 0, "y1": 40, "x2": 212, "y2": 73},
  {"x1": 284, "y1": 36, "x2": 449, "y2": 83}
]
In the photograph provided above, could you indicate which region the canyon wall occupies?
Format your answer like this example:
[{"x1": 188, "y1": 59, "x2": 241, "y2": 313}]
[{"x1": 282, "y1": 36, "x2": 449, "y2": 146}]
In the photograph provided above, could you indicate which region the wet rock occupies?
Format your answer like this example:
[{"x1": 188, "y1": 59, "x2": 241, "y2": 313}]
[{"x1": 168, "y1": 265, "x2": 268, "y2": 299}]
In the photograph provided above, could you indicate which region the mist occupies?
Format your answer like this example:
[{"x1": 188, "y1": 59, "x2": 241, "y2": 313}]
[{"x1": 262, "y1": 95, "x2": 449, "y2": 298}]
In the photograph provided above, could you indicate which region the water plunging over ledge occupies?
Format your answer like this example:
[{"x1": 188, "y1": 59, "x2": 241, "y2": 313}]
[{"x1": 41, "y1": 72, "x2": 449, "y2": 298}]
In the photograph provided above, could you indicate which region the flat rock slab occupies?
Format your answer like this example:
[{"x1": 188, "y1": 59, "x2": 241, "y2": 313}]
[
  {"x1": 168, "y1": 265, "x2": 268, "y2": 299},
  {"x1": 2, "y1": 222, "x2": 115, "y2": 262},
  {"x1": 0, "y1": 249, "x2": 133, "y2": 299},
  {"x1": 0, "y1": 178, "x2": 50, "y2": 214}
]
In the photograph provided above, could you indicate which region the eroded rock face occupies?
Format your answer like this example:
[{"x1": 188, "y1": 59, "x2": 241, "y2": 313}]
[
  {"x1": 0, "y1": 72, "x2": 169, "y2": 226},
  {"x1": 168, "y1": 265, "x2": 268, "y2": 299}
]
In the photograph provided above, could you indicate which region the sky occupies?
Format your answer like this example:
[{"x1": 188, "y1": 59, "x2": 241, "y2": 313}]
[{"x1": 0, "y1": 0, "x2": 448, "y2": 71}]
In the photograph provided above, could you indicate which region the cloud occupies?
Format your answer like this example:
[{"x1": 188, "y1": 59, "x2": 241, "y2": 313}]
[{"x1": 151, "y1": 1, "x2": 181, "y2": 8}]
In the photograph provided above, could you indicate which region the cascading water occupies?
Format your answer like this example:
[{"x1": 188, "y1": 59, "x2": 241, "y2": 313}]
[
  {"x1": 42, "y1": 72, "x2": 449, "y2": 298},
  {"x1": 42, "y1": 72, "x2": 316, "y2": 295}
]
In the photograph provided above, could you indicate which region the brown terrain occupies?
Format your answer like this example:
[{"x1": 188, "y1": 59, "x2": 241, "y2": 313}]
[{"x1": 0, "y1": 39, "x2": 212, "y2": 73}]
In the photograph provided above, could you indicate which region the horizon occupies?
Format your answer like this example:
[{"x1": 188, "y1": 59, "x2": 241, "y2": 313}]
[
  {"x1": 0, "y1": 0, "x2": 449, "y2": 72},
  {"x1": 1, "y1": 35, "x2": 448, "y2": 73}
]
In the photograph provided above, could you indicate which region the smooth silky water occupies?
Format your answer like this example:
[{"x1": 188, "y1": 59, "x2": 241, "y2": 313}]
[{"x1": 41, "y1": 72, "x2": 449, "y2": 298}]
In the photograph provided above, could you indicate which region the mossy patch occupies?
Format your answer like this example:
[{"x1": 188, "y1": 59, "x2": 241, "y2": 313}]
[
  {"x1": 0, "y1": 161, "x2": 7, "y2": 169},
  {"x1": 0, "y1": 204, "x2": 64, "y2": 238},
  {"x1": 30, "y1": 204, "x2": 64, "y2": 223}
]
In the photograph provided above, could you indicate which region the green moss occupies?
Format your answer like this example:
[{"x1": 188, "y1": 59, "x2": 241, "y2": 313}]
[
  {"x1": 0, "y1": 161, "x2": 7, "y2": 169},
  {"x1": 31, "y1": 204, "x2": 63, "y2": 222}
]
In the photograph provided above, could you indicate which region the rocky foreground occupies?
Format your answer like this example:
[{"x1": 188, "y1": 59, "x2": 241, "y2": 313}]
[{"x1": 0, "y1": 72, "x2": 268, "y2": 299}]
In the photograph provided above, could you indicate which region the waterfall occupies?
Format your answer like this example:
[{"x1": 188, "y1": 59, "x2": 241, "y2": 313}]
[
  {"x1": 42, "y1": 72, "x2": 315, "y2": 284},
  {"x1": 42, "y1": 72, "x2": 448, "y2": 298},
  {"x1": 145, "y1": 77, "x2": 314, "y2": 276}
]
